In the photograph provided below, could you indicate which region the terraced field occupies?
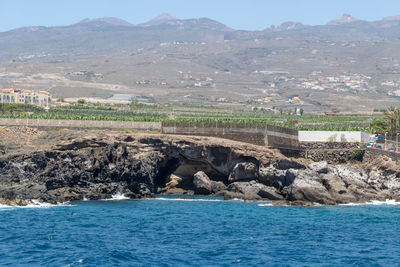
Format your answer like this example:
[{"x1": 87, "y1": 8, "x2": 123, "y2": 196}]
[{"x1": 0, "y1": 103, "x2": 381, "y2": 131}]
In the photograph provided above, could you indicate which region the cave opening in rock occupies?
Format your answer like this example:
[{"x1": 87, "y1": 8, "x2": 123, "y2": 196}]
[
  {"x1": 153, "y1": 157, "x2": 182, "y2": 192},
  {"x1": 154, "y1": 158, "x2": 227, "y2": 194}
]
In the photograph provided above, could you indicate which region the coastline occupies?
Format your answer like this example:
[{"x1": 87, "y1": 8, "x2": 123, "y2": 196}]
[{"x1": 0, "y1": 127, "x2": 400, "y2": 206}]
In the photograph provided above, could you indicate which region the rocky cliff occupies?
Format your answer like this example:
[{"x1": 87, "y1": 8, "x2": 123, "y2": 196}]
[{"x1": 0, "y1": 129, "x2": 399, "y2": 206}]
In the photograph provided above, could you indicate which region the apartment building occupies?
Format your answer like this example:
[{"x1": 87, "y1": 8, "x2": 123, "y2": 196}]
[{"x1": 0, "y1": 88, "x2": 52, "y2": 108}]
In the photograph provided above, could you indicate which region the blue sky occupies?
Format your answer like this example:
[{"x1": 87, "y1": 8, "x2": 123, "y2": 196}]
[{"x1": 0, "y1": 0, "x2": 399, "y2": 32}]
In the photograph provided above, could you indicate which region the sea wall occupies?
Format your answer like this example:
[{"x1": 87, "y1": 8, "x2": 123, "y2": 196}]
[
  {"x1": 0, "y1": 118, "x2": 299, "y2": 149},
  {"x1": 298, "y1": 131, "x2": 370, "y2": 143},
  {"x1": 161, "y1": 121, "x2": 299, "y2": 149},
  {"x1": 0, "y1": 118, "x2": 161, "y2": 131}
]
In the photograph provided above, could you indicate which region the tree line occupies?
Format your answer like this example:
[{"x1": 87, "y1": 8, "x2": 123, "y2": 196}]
[{"x1": 370, "y1": 107, "x2": 400, "y2": 136}]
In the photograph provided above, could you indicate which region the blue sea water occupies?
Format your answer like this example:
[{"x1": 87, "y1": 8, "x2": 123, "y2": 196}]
[{"x1": 0, "y1": 196, "x2": 400, "y2": 266}]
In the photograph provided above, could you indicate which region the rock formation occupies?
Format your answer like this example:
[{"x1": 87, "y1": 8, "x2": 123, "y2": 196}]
[{"x1": 0, "y1": 129, "x2": 399, "y2": 206}]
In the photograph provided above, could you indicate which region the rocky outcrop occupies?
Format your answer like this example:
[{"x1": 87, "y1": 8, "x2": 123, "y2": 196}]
[
  {"x1": 284, "y1": 164, "x2": 400, "y2": 205},
  {"x1": 223, "y1": 181, "x2": 284, "y2": 201},
  {"x1": 0, "y1": 130, "x2": 399, "y2": 206},
  {"x1": 0, "y1": 132, "x2": 287, "y2": 204},
  {"x1": 308, "y1": 161, "x2": 329, "y2": 174},
  {"x1": 228, "y1": 162, "x2": 258, "y2": 182},
  {"x1": 193, "y1": 171, "x2": 227, "y2": 195}
]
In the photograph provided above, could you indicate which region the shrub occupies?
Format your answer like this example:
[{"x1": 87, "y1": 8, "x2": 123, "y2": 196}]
[{"x1": 353, "y1": 149, "x2": 364, "y2": 161}]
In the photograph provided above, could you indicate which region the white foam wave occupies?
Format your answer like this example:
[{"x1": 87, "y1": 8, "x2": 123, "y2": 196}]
[
  {"x1": 340, "y1": 199, "x2": 400, "y2": 206},
  {"x1": 154, "y1": 197, "x2": 223, "y2": 202},
  {"x1": 230, "y1": 198, "x2": 245, "y2": 202},
  {"x1": 64, "y1": 258, "x2": 84, "y2": 267},
  {"x1": 111, "y1": 192, "x2": 130, "y2": 200},
  {"x1": 257, "y1": 203, "x2": 273, "y2": 207},
  {"x1": 102, "y1": 192, "x2": 130, "y2": 201},
  {"x1": 0, "y1": 200, "x2": 72, "y2": 209}
]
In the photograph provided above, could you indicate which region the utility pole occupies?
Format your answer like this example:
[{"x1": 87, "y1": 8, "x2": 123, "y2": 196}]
[{"x1": 384, "y1": 132, "x2": 387, "y2": 151}]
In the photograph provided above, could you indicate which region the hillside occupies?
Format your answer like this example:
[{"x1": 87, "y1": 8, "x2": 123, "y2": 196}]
[{"x1": 1, "y1": 14, "x2": 400, "y2": 113}]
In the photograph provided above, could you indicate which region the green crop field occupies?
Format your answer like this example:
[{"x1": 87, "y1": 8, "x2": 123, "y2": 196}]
[{"x1": 0, "y1": 103, "x2": 382, "y2": 131}]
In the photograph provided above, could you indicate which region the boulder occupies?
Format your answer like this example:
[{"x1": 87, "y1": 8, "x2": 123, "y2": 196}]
[
  {"x1": 228, "y1": 162, "x2": 258, "y2": 182},
  {"x1": 166, "y1": 174, "x2": 183, "y2": 190},
  {"x1": 258, "y1": 166, "x2": 296, "y2": 189},
  {"x1": 226, "y1": 181, "x2": 260, "y2": 200},
  {"x1": 193, "y1": 171, "x2": 212, "y2": 195},
  {"x1": 258, "y1": 166, "x2": 285, "y2": 186},
  {"x1": 225, "y1": 181, "x2": 283, "y2": 201},
  {"x1": 287, "y1": 169, "x2": 336, "y2": 205},
  {"x1": 258, "y1": 186, "x2": 285, "y2": 200},
  {"x1": 210, "y1": 181, "x2": 226, "y2": 193}
]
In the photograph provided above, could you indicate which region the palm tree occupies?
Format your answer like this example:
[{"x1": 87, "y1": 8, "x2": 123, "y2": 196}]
[
  {"x1": 394, "y1": 108, "x2": 400, "y2": 135},
  {"x1": 384, "y1": 107, "x2": 397, "y2": 136},
  {"x1": 370, "y1": 118, "x2": 388, "y2": 135}
]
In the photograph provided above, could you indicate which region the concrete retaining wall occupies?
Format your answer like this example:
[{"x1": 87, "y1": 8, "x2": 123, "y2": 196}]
[
  {"x1": 162, "y1": 126, "x2": 266, "y2": 145},
  {"x1": 298, "y1": 131, "x2": 370, "y2": 143},
  {"x1": 0, "y1": 118, "x2": 299, "y2": 149},
  {"x1": 0, "y1": 118, "x2": 162, "y2": 131},
  {"x1": 161, "y1": 122, "x2": 299, "y2": 148}
]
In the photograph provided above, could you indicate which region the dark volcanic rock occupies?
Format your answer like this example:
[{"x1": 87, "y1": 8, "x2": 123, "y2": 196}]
[
  {"x1": 0, "y1": 133, "x2": 291, "y2": 205},
  {"x1": 228, "y1": 162, "x2": 258, "y2": 182},
  {"x1": 1, "y1": 131, "x2": 400, "y2": 206},
  {"x1": 258, "y1": 166, "x2": 296, "y2": 189}
]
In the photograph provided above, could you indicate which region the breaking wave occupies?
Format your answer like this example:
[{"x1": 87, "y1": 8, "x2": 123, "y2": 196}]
[
  {"x1": 340, "y1": 199, "x2": 400, "y2": 206},
  {"x1": 0, "y1": 200, "x2": 72, "y2": 209},
  {"x1": 102, "y1": 192, "x2": 131, "y2": 201},
  {"x1": 257, "y1": 203, "x2": 273, "y2": 207}
]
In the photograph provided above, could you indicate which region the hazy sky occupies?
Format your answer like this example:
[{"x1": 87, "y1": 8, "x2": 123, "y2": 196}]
[{"x1": 1, "y1": 0, "x2": 399, "y2": 32}]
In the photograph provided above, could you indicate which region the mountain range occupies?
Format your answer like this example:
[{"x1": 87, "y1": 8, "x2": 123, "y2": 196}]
[{"x1": 2, "y1": 13, "x2": 400, "y2": 61}]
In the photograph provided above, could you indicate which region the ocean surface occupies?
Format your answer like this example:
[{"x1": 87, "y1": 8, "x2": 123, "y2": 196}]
[{"x1": 1, "y1": 196, "x2": 400, "y2": 266}]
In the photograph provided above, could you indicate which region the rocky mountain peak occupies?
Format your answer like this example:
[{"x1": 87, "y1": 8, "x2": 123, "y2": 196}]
[
  {"x1": 140, "y1": 13, "x2": 178, "y2": 27},
  {"x1": 327, "y1": 14, "x2": 360, "y2": 25}
]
